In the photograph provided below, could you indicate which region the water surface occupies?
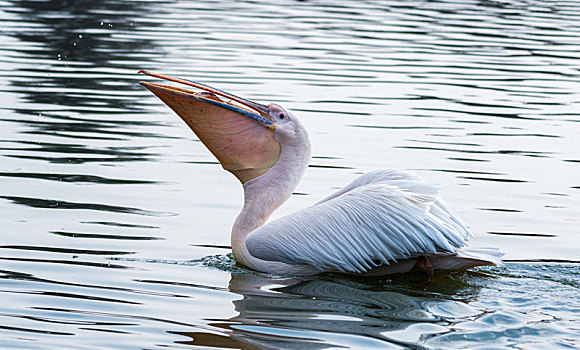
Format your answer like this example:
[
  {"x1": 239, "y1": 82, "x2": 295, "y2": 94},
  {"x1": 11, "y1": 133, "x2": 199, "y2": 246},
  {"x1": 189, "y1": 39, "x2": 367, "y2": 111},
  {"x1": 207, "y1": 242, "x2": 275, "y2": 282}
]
[{"x1": 0, "y1": 0, "x2": 579, "y2": 348}]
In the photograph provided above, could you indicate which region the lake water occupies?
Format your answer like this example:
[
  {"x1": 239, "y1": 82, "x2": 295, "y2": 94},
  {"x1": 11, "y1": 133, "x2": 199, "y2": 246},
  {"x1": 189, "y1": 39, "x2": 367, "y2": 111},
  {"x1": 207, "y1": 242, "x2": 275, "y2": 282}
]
[{"x1": 0, "y1": 0, "x2": 579, "y2": 348}]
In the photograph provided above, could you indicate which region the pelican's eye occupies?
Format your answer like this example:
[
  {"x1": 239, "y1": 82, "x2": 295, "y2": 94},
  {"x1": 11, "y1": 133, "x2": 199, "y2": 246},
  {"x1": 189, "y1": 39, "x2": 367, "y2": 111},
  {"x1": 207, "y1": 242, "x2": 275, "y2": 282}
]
[{"x1": 279, "y1": 113, "x2": 285, "y2": 119}]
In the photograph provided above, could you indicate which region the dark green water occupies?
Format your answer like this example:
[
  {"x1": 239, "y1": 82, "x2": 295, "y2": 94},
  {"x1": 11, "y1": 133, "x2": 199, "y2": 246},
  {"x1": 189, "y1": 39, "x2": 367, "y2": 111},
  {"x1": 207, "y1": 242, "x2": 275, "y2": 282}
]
[{"x1": 0, "y1": 0, "x2": 579, "y2": 348}]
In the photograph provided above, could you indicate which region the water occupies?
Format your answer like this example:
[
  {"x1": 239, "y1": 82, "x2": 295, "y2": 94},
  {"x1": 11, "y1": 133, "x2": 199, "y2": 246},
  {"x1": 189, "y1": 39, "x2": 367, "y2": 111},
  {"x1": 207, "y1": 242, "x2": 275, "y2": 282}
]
[{"x1": 1, "y1": 0, "x2": 579, "y2": 348}]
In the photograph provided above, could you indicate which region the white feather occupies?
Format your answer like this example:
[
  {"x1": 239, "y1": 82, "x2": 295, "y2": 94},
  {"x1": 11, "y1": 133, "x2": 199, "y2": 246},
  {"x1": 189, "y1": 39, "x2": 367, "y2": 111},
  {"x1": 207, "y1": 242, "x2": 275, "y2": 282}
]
[{"x1": 246, "y1": 170, "x2": 474, "y2": 274}]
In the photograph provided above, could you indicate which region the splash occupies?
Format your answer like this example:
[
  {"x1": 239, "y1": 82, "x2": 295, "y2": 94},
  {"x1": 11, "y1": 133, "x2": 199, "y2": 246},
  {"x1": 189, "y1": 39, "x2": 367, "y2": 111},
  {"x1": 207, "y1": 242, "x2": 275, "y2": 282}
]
[{"x1": 197, "y1": 253, "x2": 248, "y2": 273}]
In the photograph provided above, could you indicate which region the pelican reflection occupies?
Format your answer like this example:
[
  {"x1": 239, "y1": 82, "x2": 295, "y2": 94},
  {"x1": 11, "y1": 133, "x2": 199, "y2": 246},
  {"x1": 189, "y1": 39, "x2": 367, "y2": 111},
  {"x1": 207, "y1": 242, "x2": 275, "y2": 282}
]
[{"x1": 170, "y1": 271, "x2": 487, "y2": 349}]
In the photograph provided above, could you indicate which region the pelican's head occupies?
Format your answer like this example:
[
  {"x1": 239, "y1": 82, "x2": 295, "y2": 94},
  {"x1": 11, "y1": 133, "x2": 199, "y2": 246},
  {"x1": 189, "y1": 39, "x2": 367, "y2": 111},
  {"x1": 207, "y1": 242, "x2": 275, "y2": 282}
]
[
  {"x1": 264, "y1": 103, "x2": 308, "y2": 148},
  {"x1": 139, "y1": 70, "x2": 305, "y2": 183}
]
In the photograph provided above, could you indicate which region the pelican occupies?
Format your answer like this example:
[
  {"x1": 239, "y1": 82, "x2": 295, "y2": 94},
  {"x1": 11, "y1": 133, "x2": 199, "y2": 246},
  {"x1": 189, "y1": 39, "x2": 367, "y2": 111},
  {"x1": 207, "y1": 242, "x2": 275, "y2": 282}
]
[{"x1": 139, "y1": 70, "x2": 503, "y2": 276}]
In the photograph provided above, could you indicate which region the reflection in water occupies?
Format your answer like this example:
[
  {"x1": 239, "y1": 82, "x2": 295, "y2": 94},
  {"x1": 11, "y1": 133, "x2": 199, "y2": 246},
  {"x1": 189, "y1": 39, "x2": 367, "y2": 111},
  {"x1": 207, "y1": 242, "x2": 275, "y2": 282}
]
[
  {"x1": 9, "y1": 0, "x2": 159, "y2": 110},
  {"x1": 0, "y1": 195, "x2": 173, "y2": 217},
  {"x1": 0, "y1": 171, "x2": 158, "y2": 184},
  {"x1": 0, "y1": 244, "x2": 134, "y2": 256},
  {"x1": 172, "y1": 272, "x2": 481, "y2": 349},
  {"x1": 168, "y1": 265, "x2": 579, "y2": 349},
  {"x1": 51, "y1": 230, "x2": 163, "y2": 241},
  {"x1": 229, "y1": 273, "x2": 481, "y2": 348},
  {"x1": 2, "y1": 0, "x2": 169, "y2": 176}
]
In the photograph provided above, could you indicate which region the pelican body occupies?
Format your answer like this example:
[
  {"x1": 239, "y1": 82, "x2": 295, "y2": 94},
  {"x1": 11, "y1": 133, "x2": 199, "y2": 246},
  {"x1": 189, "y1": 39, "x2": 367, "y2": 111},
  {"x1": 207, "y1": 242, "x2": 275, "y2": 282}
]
[{"x1": 139, "y1": 70, "x2": 502, "y2": 276}]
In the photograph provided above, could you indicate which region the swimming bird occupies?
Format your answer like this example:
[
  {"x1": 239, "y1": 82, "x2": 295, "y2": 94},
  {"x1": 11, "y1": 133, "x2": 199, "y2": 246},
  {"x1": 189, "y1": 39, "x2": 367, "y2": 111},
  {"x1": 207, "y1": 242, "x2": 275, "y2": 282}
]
[{"x1": 139, "y1": 70, "x2": 503, "y2": 276}]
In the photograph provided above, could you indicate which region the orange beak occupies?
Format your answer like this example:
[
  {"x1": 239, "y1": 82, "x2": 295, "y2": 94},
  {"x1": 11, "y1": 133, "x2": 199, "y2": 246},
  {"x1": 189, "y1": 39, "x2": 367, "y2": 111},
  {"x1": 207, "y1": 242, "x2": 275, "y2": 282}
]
[{"x1": 139, "y1": 70, "x2": 280, "y2": 183}]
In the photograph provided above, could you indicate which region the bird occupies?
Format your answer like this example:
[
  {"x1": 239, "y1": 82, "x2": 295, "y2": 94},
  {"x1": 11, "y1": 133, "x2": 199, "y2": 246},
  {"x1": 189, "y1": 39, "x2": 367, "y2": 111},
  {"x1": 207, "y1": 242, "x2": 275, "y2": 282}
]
[{"x1": 139, "y1": 70, "x2": 503, "y2": 276}]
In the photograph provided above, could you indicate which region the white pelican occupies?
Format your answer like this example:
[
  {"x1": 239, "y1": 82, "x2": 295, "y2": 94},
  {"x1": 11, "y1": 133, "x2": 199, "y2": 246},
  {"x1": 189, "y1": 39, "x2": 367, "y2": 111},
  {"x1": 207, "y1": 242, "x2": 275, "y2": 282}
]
[{"x1": 139, "y1": 70, "x2": 503, "y2": 276}]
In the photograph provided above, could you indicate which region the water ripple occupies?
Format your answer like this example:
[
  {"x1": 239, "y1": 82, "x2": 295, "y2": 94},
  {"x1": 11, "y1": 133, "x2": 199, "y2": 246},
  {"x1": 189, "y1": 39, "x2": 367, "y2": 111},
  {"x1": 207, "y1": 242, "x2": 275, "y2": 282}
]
[
  {"x1": 0, "y1": 0, "x2": 579, "y2": 348},
  {"x1": 0, "y1": 196, "x2": 174, "y2": 217}
]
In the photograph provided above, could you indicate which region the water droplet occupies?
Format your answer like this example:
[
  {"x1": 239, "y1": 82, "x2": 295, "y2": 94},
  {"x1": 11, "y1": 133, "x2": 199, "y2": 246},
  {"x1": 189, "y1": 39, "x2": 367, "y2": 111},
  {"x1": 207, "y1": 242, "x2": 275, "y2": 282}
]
[
  {"x1": 100, "y1": 21, "x2": 103, "y2": 26},
  {"x1": 78, "y1": 34, "x2": 83, "y2": 39}
]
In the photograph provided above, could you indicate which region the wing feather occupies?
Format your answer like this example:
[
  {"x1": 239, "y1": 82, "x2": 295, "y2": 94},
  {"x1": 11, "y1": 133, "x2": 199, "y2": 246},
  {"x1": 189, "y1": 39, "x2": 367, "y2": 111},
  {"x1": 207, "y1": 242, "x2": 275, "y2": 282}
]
[{"x1": 246, "y1": 170, "x2": 472, "y2": 273}]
